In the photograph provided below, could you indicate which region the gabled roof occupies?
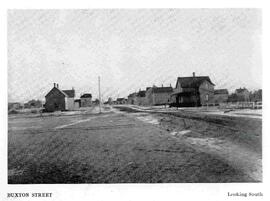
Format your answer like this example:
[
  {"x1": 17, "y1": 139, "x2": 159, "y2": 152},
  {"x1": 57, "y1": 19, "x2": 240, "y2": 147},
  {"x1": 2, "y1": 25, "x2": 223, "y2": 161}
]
[
  {"x1": 80, "y1": 93, "x2": 92, "y2": 98},
  {"x1": 45, "y1": 87, "x2": 75, "y2": 98},
  {"x1": 214, "y1": 89, "x2": 229, "y2": 95},
  {"x1": 128, "y1": 92, "x2": 137, "y2": 98},
  {"x1": 152, "y1": 87, "x2": 173, "y2": 93},
  {"x1": 63, "y1": 90, "x2": 75, "y2": 98},
  {"x1": 236, "y1": 88, "x2": 249, "y2": 93},
  {"x1": 176, "y1": 76, "x2": 215, "y2": 89},
  {"x1": 137, "y1": 90, "x2": 146, "y2": 97}
]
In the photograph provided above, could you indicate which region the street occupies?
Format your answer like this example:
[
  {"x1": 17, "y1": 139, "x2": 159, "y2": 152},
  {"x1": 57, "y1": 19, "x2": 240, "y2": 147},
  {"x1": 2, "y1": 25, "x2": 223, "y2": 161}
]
[{"x1": 8, "y1": 106, "x2": 262, "y2": 183}]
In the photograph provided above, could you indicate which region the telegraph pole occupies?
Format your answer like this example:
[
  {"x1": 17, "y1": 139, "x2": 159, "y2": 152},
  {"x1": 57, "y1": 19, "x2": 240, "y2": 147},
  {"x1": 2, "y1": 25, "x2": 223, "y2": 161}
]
[{"x1": 98, "y1": 76, "x2": 101, "y2": 113}]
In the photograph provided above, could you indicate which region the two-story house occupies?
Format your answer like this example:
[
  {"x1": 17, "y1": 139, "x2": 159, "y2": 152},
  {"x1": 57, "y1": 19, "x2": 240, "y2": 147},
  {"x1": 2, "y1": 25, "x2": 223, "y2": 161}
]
[{"x1": 171, "y1": 73, "x2": 215, "y2": 107}]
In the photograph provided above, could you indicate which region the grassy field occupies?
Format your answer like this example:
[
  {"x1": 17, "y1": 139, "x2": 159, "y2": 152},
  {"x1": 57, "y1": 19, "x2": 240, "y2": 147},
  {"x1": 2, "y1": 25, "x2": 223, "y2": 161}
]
[{"x1": 8, "y1": 108, "x2": 260, "y2": 183}]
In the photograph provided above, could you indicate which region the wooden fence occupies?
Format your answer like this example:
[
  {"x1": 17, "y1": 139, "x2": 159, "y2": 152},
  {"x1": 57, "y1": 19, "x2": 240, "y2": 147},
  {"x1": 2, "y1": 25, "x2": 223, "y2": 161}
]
[{"x1": 202, "y1": 101, "x2": 262, "y2": 109}]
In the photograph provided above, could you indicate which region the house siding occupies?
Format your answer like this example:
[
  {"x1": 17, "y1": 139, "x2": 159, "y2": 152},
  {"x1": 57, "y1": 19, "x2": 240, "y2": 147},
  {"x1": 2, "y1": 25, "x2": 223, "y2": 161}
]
[
  {"x1": 152, "y1": 93, "x2": 171, "y2": 105},
  {"x1": 199, "y1": 80, "x2": 215, "y2": 105},
  {"x1": 214, "y1": 94, "x2": 228, "y2": 104},
  {"x1": 65, "y1": 97, "x2": 75, "y2": 110},
  {"x1": 81, "y1": 98, "x2": 92, "y2": 107},
  {"x1": 45, "y1": 88, "x2": 66, "y2": 112}
]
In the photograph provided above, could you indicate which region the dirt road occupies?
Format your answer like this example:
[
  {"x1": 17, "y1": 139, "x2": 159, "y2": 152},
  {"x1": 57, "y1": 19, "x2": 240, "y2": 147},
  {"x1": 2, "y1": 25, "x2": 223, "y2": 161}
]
[{"x1": 8, "y1": 106, "x2": 261, "y2": 183}]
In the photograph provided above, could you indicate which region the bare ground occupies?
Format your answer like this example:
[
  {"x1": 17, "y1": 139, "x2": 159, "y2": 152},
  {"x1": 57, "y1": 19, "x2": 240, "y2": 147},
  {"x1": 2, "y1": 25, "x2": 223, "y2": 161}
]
[{"x1": 8, "y1": 106, "x2": 261, "y2": 183}]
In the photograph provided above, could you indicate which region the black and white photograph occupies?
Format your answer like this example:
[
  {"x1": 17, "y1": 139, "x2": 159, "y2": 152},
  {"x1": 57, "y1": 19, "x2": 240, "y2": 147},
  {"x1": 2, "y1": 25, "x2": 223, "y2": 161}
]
[
  {"x1": 7, "y1": 9, "x2": 262, "y2": 184},
  {"x1": 2, "y1": 2, "x2": 270, "y2": 200}
]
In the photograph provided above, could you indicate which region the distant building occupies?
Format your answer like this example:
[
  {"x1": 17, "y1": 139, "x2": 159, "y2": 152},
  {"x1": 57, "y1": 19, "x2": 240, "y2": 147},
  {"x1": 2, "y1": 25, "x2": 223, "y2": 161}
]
[
  {"x1": 44, "y1": 83, "x2": 75, "y2": 112},
  {"x1": 127, "y1": 92, "x2": 137, "y2": 104},
  {"x1": 214, "y1": 89, "x2": 229, "y2": 104},
  {"x1": 24, "y1": 99, "x2": 43, "y2": 108},
  {"x1": 116, "y1": 98, "x2": 127, "y2": 104},
  {"x1": 250, "y1": 89, "x2": 262, "y2": 102},
  {"x1": 80, "y1": 93, "x2": 92, "y2": 107},
  {"x1": 74, "y1": 99, "x2": 81, "y2": 109},
  {"x1": 136, "y1": 90, "x2": 147, "y2": 105},
  {"x1": 107, "y1": 97, "x2": 113, "y2": 105},
  {"x1": 171, "y1": 72, "x2": 215, "y2": 107},
  {"x1": 146, "y1": 85, "x2": 173, "y2": 106},
  {"x1": 8, "y1": 102, "x2": 22, "y2": 110},
  {"x1": 235, "y1": 87, "x2": 250, "y2": 102}
]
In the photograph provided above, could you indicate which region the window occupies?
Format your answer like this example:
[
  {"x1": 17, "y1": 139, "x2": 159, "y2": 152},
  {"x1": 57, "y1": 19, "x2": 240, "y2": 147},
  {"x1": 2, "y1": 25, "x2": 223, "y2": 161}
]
[{"x1": 205, "y1": 94, "x2": 209, "y2": 101}]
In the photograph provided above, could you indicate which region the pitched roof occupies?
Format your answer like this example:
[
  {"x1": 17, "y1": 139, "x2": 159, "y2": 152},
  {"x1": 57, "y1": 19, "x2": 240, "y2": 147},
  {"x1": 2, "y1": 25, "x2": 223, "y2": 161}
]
[
  {"x1": 45, "y1": 87, "x2": 67, "y2": 98},
  {"x1": 80, "y1": 93, "x2": 92, "y2": 98},
  {"x1": 137, "y1": 90, "x2": 146, "y2": 97},
  {"x1": 62, "y1": 89, "x2": 75, "y2": 98},
  {"x1": 152, "y1": 87, "x2": 173, "y2": 93},
  {"x1": 236, "y1": 88, "x2": 249, "y2": 93},
  {"x1": 128, "y1": 92, "x2": 137, "y2": 97},
  {"x1": 176, "y1": 76, "x2": 215, "y2": 88},
  {"x1": 117, "y1": 98, "x2": 125, "y2": 101},
  {"x1": 214, "y1": 89, "x2": 229, "y2": 95}
]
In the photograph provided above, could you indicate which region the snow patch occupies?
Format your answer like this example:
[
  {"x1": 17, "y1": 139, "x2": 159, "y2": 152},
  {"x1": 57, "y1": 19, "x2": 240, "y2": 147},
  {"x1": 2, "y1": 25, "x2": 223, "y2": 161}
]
[
  {"x1": 136, "y1": 116, "x2": 159, "y2": 125},
  {"x1": 170, "y1": 130, "x2": 191, "y2": 136}
]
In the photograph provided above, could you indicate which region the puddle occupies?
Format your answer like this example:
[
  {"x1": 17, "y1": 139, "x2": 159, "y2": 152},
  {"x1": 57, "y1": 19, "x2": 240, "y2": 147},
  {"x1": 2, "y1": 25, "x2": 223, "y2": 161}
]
[{"x1": 170, "y1": 130, "x2": 191, "y2": 136}]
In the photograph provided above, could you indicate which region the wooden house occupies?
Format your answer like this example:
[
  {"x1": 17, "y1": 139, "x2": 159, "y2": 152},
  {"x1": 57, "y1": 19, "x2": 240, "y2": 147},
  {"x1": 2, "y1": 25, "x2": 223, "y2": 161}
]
[
  {"x1": 127, "y1": 92, "x2": 137, "y2": 104},
  {"x1": 146, "y1": 85, "x2": 173, "y2": 106},
  {"x1": 136, "y1": 90, "x2": 147, "y2": 105},
  {"x1": 171, "y1": 73, "x2": 215, "y2": 107},
  {"x1": 80, "y1": 93, "x2": 92, "y2": 107},
  {"x1": 214, "y1": 89, "x2": 229, "y2": 104},
  {"x1": 44, "y1": 83, "x2": 75, "y2": 112}
]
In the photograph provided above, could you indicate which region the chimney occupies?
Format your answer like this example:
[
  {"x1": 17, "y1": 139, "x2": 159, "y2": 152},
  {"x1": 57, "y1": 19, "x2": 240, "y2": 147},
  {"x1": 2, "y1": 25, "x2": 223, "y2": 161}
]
[
  {"x1": 53, "y1": 83, "x2": 56, "y2": 87},
  {"x1": 170, "y1": 83, "x2": 172, "y2": 87},
  {"x1": 192, "y1": 72, "x2": 195, "y2": 77},
  {"x1": 162, "y1": 84, "x2": 163, "y2": 87},
  {"x1": 56, "y1": 83, "x2": 59, "y2": 88}
]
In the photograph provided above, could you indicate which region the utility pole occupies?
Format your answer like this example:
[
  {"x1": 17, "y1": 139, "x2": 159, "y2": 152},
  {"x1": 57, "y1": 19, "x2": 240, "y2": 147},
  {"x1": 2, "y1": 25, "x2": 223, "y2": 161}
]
[{"x1": 98, "y1": 76, "x2": 101, "y2": 113}]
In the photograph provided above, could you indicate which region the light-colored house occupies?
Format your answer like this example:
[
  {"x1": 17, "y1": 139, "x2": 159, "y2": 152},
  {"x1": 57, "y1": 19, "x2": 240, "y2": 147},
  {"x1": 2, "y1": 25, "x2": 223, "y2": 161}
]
[
  {"x1": 171, "y1": 72, "x2": 215, "y2": 107},
  {"x1": 214, "y1": 89, "x2": 229, "y2": 104},
  {"x1": 44, "y1": 83, "x2": 75, "y2": 112},
  {"x1": 146, "y1": 85, "x2": 173, "y2": 106},
  {"x1": 74, "y1": 99, "x2": 81, "y2": 109}
]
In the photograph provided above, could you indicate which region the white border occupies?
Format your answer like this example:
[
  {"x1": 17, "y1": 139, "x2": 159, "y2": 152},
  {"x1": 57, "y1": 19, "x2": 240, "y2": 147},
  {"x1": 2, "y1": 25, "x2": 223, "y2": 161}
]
[{"x1": 1, "y1": 1, "x2": 269, "y2": 201}]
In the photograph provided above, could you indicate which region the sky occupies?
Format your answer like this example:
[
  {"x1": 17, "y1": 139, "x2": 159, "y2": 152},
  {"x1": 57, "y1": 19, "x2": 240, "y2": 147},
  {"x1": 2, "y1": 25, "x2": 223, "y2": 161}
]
[{"x1": 8, "y1": 9, "x2": 262, "y2": 102}]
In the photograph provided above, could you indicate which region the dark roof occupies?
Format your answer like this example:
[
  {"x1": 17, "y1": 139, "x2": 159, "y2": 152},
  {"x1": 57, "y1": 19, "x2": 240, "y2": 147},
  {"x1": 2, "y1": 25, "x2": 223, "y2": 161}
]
[
  {"x1": 45, "y1": 87, "x2": 74, "y2": 98},
  {"x1": 80, "y1": 93, "x2": 92, "y2": 98},
  {"x1": 137, "y1": 90, "x2": 146, "y2": 97},
  {"x1": 214, "y1": 89, "x2": 229, "y2": 95},
  {"x1": 117, "y1": 98, "x2": 125, "y2": 101},
  {"x1": 152, "y1": 87, "x2": 173, "y2": 93},
  {"x1": 176, "y1": 76, "x2": 215, "y2": 88},
  {"x1": 62, "y1": 89, "x2": 75, "y2": 98},
  {"x1": 236, "y1": 88, "x2": 249, "y2": 93},
  {"x1": 171, "y1": 91, "x2": 195, "y2": 96},
  {"x1": 74, "y1": 99, "x2": 81, "y2": 103},
  {"x1": 128, "y1": 92, "x2": 137, "y2": 97}
]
